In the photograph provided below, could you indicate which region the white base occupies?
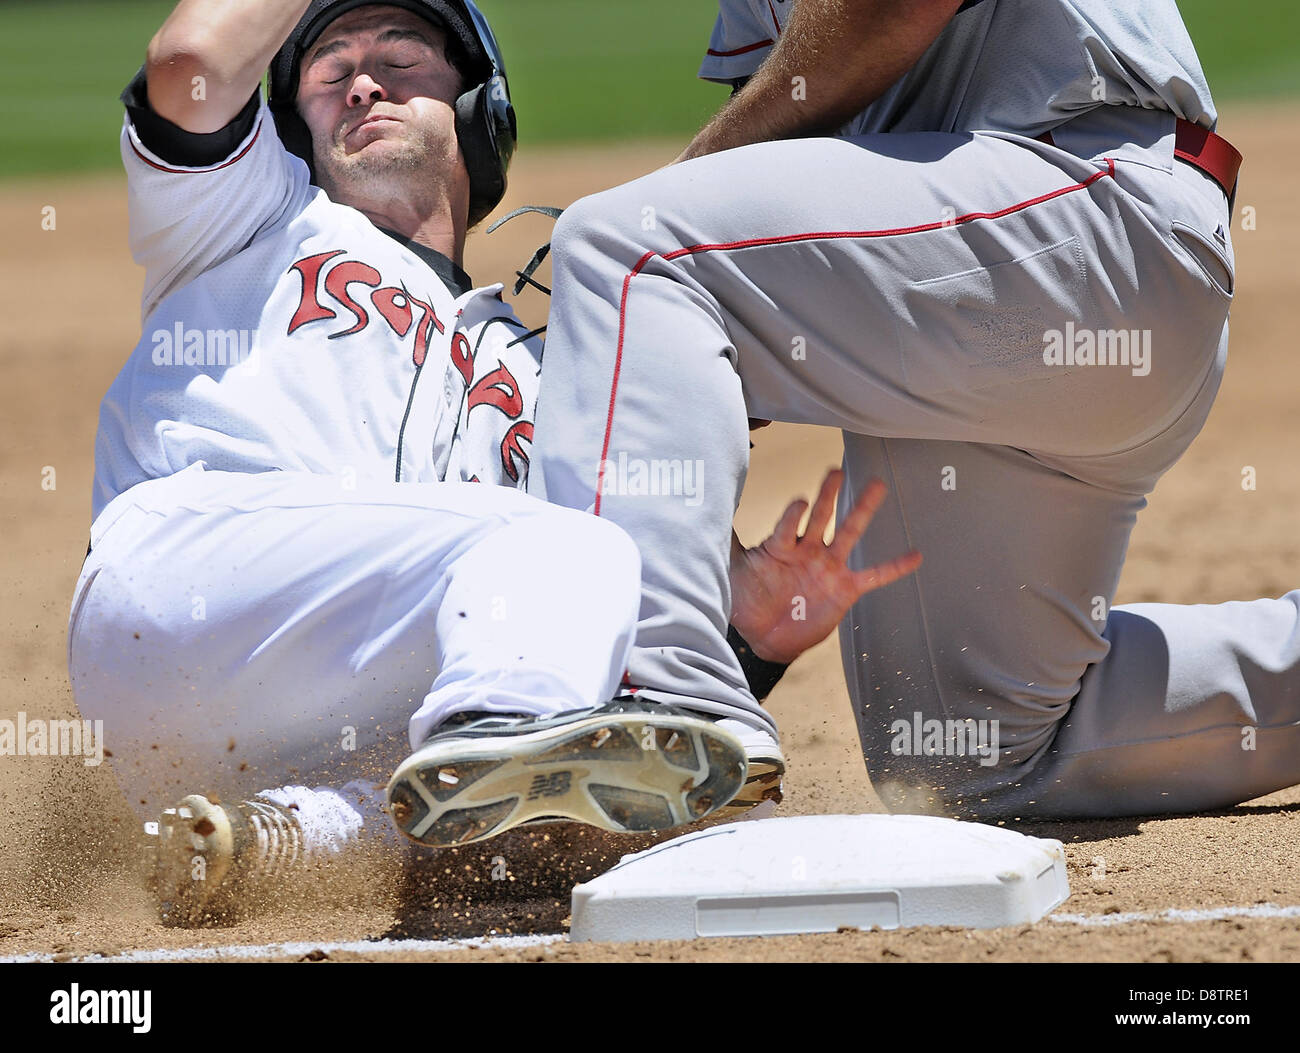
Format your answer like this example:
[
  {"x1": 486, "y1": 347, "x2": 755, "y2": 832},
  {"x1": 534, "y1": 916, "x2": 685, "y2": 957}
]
[{"x1": 570, "y1": 813, "x2": 1069, "y2": 943}]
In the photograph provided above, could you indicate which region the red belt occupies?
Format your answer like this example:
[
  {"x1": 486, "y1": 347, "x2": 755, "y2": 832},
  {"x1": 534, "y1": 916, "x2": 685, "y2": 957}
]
[
  {"x1": 1173, "y1": 119, "x2": 1242, "y2": 198},
  {"x1": 1038, "y1": 117, "x2": 1242, "y2": 198}
]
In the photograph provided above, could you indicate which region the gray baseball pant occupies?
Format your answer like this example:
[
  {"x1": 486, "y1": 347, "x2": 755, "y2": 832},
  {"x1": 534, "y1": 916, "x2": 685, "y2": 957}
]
[{"x1": 531, "y1": 105, "x2": 1300, "y2": 818}]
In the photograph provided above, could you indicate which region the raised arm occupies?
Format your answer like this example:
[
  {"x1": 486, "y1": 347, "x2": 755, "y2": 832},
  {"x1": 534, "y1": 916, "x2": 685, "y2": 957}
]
[
  {"x1": 679, "y1": 0, "x2": 965, "y2": 162},
  {"x1": 145, "y1": 0, "x2": 312, "y2": 132}
]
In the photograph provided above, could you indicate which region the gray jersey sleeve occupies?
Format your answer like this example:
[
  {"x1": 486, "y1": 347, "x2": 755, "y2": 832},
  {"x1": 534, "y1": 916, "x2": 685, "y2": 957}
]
[
  {"x1": 697, "y1": 0, "x2": 777, "y2": 84},
  {"x1": 698, "y1": 0, "x2": 1217, "y2": 138}
]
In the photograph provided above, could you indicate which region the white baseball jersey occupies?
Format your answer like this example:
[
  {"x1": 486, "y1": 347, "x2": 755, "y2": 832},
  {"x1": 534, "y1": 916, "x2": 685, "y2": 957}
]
[
  {"x1": 95, "y1": 77, "x2": 541, "y2": 521},
  {"x1": 699, "y1": 0, "x2": 1218, "y2": 135}
]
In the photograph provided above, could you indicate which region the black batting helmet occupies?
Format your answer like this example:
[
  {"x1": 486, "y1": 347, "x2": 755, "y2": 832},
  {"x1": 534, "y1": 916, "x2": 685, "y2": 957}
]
[{"x1": 268, "y1": 0, "x2": 516, "y2": 226}]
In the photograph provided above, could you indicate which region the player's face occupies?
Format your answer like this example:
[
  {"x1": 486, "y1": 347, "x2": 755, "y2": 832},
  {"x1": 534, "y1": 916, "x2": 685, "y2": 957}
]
[{"x1": 296, "y1": 6, "x2": 466, "y2": 196}]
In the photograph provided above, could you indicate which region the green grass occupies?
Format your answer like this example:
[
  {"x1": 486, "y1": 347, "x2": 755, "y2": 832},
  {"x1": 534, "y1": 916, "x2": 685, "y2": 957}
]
[
  {"x1": 1177, "y1": 0, "x2": 1300, "y2": 98},
  {"x1": 0, "y1": 0, "x2": 174, "y2": 177},
  {"x1": 485, "y1": 0, "x2": 723, "y2": 144},
  {"x1": 0, "y1": 0, "x2": 1294, "y2": 180}
]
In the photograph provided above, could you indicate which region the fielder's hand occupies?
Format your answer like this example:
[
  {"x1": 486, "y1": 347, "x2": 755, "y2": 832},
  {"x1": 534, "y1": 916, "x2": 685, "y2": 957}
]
[{"x1": 729, "y1": 469, "x2": 922, "y2": 666}]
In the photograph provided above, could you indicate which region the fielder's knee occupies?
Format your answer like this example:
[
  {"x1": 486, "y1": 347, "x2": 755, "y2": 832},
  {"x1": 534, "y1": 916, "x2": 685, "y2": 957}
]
[
  {"x1": 551, "y1": 184, "x2": 665, "y2": 270},
  {"x1": 864, "y1": 709, "x2": 1063, "y2": 820}
]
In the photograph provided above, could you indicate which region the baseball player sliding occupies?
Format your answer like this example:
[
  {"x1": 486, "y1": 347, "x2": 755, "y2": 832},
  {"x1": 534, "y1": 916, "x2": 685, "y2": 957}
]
[
  {"x1": 68, "y1": 0, "x2": 917, "y2": 925},
  {"x1": 535, "y1": 0, "x2": 1300, "y2": 820}
]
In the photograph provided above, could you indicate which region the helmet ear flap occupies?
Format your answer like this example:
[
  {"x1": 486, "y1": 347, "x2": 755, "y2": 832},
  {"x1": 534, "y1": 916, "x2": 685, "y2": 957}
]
[{"x1": 455, "y1": 80, "x2": 513, "y2": 227}]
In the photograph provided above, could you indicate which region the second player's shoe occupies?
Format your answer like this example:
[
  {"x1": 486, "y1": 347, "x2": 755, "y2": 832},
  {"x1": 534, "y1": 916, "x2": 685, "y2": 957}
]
[
  {"x1": 710, "y1": 717, "x2": 785, "y2": 820},
  {"x1": 386, "y1": 698, "x2": 748, "y2": 847}
]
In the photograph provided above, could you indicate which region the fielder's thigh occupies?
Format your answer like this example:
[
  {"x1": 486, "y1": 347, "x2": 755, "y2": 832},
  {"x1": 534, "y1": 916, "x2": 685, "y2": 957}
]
[{"x1": 549, "y1": 111, "x2": 1229, "y2": 486}]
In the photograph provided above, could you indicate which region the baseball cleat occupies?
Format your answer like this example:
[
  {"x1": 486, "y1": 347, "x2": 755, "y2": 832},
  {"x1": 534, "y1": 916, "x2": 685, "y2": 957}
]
[
  {"x1": 710, "y1": 718, "x2": 785, "y2": 821},
  {"x1": 386, "y1": 698, "x2": 748, "y2": 847},
  {"x1": 154, "y1": 793, "x2": 305, "y2": 926}
]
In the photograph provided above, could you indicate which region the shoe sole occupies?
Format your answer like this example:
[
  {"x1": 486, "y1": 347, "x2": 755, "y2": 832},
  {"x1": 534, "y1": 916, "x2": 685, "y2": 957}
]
[{"x1": 387, "y1": 710, "x2": 747, "y2": 847}]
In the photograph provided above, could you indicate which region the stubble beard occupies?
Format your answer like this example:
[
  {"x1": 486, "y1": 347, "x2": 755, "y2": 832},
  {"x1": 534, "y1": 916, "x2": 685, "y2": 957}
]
[{"x1": 317, "y1": 118, "x2": 456, "y2": 205}]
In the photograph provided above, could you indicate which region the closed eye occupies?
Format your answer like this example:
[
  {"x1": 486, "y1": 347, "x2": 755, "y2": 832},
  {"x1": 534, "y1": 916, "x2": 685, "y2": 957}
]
[{"x1": 322, "y1": 62, "x2": 416, "y2": 84}]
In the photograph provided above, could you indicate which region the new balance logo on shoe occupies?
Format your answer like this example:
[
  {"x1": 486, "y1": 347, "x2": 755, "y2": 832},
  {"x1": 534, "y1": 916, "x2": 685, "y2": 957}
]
[{"x1": 526, "y1": 771, "x2": 572, "y2": 800}]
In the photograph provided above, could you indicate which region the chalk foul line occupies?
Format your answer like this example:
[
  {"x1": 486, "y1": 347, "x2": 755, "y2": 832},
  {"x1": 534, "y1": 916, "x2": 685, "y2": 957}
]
[{"x1": 5, "y1": 903, "x2": 1297, "y2": 961}]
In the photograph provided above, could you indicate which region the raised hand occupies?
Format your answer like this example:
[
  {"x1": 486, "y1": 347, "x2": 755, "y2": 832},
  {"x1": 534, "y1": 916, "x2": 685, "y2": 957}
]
[{"x1": 729, "y1": 469, "x2": 922, "y2": 665}]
